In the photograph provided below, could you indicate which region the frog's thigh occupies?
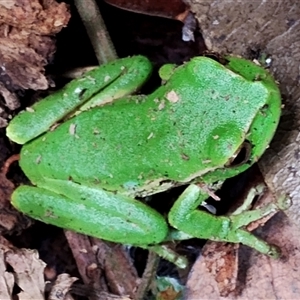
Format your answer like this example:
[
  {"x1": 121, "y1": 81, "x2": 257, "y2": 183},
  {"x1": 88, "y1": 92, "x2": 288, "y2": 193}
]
[{"x1": 12, "y1": 182, "x2": 168, "y2": 246}]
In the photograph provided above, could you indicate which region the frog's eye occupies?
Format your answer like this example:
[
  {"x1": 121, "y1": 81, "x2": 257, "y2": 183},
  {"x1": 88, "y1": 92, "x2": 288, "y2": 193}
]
[{"x1": 225, "y1": 141, "x2": 252, "y2": 168}]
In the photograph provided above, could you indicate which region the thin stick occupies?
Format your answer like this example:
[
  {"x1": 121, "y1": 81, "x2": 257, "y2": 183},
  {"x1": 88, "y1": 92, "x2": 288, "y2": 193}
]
[
  {"x1": 2, "y1": 154, "x2": 20, "y2": 175},
  {"x1": 134, "y1": 251, "x2": 160, "y2": 300},
  {"x1": 74, "y1": 0, "x2": 117, "y2": 64},
  {"x1": 73, "y1": 4, "x2": 161, "y2": 298}
]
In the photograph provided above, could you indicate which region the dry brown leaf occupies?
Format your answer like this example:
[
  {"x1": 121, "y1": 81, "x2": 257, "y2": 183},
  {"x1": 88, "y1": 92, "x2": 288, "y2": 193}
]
[
  {"x1": 71, "y1": 283, "x2": 133, "y2": 300},
  {"x1": 104, "y1": 0, "x2": 189, "y2": 21},
  {"x1": 64, "y1": 230, "x2": 106, "y2": 292},
  {"x1": 0, "y1": 249, "x2": 14, "y2": 300},
  {"x1": 0, "y1": 235, "x2": 15, "y2": 252},
  {"x1": 99, "y1": 239, "x2": 139, "y2": 297},
  {"x1": 236, "y1": 213, "x2": 300, "y2": 299},
  {"x1": 64, "y1": 230, "x2": 138, "y2": 298},
  {"x1": 1, "y1": 1, "x2": 15, "y2": 10},
  {"x1": 0, "y1": 172, "x2": 18, "y2": 232},
  {"x1": 5, "y1": 248, "x2": 46, "y2": 300},
  {"x1": 157, "y1": 286, "x2": 182, "y2": 300},
  {"x1": 0, "y1": 0, "x2": 70, "y2": 123},
  {"x1": 201, "y1": 242, "x2": 239, "y2": 297},
  {"x1": 0, "y1": 34, "x2": 51, "y2": 91},
  {"x1": 0, "y1": 0, "x2": 70, "y2": 35},
  {"x1": 0, "y1": 81, "x2": 19, "y2": 110},
  {"x1": 0, "y1": 164, "x2": 32, "y2": 234},
  {"x1": 0, "y1": 0, "x2": 70, "y2": 91},
  {"x1": 48, "y1": 273, "x2": 78, "y2": 300}
]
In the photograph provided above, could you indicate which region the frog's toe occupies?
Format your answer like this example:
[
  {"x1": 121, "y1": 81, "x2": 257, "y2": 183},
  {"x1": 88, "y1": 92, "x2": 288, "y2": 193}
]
[
  {"x1": 267, "y1": 245, "x2": 281, "y2": 259},
  {"x1": 276, "y1": 195, "x2": 292, "y2": 211}
]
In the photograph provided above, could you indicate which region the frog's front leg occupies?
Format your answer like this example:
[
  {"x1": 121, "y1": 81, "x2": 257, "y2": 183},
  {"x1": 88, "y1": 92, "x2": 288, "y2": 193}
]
[
  {"x1": 7, "y1": 56, "x2": 152, "y2": 145},
  {"x1": 168, "y1": 184, "x2": 284, "y2": 258},
  {"x1": 11, "y1": 179, "x2": 168, "y2": 246}
]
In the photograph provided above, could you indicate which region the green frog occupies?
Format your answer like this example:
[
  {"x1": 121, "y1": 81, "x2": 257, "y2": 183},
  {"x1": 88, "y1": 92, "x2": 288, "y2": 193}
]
[{"x1": 6, "y1": 55, "x2": 285, "y2": 266}]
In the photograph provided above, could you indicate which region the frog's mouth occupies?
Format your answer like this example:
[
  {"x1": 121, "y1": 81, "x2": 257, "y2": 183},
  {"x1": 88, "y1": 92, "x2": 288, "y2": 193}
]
[{"x1": 225, "y1": 141, "x2": 252, "y2": 168}]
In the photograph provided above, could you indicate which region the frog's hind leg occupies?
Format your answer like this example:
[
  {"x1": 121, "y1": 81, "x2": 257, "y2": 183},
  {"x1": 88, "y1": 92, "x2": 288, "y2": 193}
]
[
  {"x1": 11, "y1": 179, "x2": 168, "y2": 246},
  {"x1": 168, "y1": 184, "x2": 281, "y2": 258}
]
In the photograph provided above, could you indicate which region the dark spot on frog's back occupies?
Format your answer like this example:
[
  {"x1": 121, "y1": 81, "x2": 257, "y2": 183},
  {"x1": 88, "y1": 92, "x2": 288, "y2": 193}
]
[
  {"x1": 93, "y1": 178, "x2": 101, "y2": 185},
  {"x1": 93, "y1": 128, "x2": 100, "y2": 135},
  {"x1": 78, "y1": 88, "x2": 88, "y2": 99},
  {"x1": 181, "y1": 153, "x2": 189, "y2": 160}
]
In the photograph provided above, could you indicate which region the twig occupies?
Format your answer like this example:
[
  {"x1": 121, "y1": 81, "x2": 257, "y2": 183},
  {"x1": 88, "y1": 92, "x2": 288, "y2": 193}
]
[
  {"x1": 1, "y1": 154, "x2": 20, "y2": 175},
  {"x1": 74, "y1": 0, "x2": 117, "y2": 64},
  {"x1": 72, "y1": 4, "x2": 161, "y2": 298},
  {"x1": 134, "y1": 251, "x2": 159, "y2": 300}
]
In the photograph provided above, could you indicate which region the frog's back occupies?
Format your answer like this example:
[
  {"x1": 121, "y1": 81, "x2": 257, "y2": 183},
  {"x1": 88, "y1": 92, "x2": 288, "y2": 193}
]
[{"x1": 20, "y1": 57, "x2": 274, "y2": 195}]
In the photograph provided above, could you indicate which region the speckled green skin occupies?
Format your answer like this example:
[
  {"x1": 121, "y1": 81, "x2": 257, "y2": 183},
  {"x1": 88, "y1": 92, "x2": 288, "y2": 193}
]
[{"x1": 8, "y1": 56, "x2": 282, "y2": 255}]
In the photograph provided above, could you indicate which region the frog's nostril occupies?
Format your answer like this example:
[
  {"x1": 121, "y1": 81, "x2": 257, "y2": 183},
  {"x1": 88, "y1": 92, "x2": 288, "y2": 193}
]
[{"x1": 225, "y1": 141, "x2": 252, "y2": 167}]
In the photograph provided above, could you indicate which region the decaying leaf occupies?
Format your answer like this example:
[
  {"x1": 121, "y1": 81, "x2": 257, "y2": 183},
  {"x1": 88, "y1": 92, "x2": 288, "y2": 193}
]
[
  {"x1": 0, "y1": 159, "x2": 33, "y2": 234},
  {"x1": 193, "y1": 242, "x2": 239, "y2": 297},
  {"x1": 64, "y1": 230, "x2": 139, "y2": 298},
  {"x1": 48, "y1": 273, "x2": 78, "y2": 300},
  {"x1": 0, "y1": 0, "x2": 70, "y2": 90},
  {"x1": 5, "y1": 248, "x2": 46, "y2": 300},
  {"x1": 0, "y1": 0, "x2": 70, "y2": 35},
  {"x1": 0, "y1": 249, "x2": 14, "y2": 300},
  {"x1": 0, "y1": 0, "x2": 70, "y2": 126},
  {"x1": 104, "y1": 0, "x2": 189, "y2": 21},
  {"x1": 0, "y1": 81, "x2": 19, "y2": 110},
  {"x1": 154, "y1": 276, "x2": 184, "y2": 300},
  {"x1": 0, "y1": 171, "x2": 18, "y2": 232}
]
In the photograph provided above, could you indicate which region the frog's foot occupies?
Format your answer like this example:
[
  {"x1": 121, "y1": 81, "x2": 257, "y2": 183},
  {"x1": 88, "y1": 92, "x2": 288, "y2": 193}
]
[
  {"x1": 231, "y1": 184, "x2": 291, "y2": 217},
  {"x1": 275, "y1": 194, "x2": 292, "y2": 211},
  {"x1": 168, "y1": 184, "x2": 283, "y2": 258}
]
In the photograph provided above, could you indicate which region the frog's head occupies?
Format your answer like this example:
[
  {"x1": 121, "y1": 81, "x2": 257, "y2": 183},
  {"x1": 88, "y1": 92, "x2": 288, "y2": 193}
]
[
  {"x1": 202, "y1": 94, "x2": 281, "y2": 183},
  {"x1": 198, "y1": 55, "x2": 282, "y2": 184}
]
